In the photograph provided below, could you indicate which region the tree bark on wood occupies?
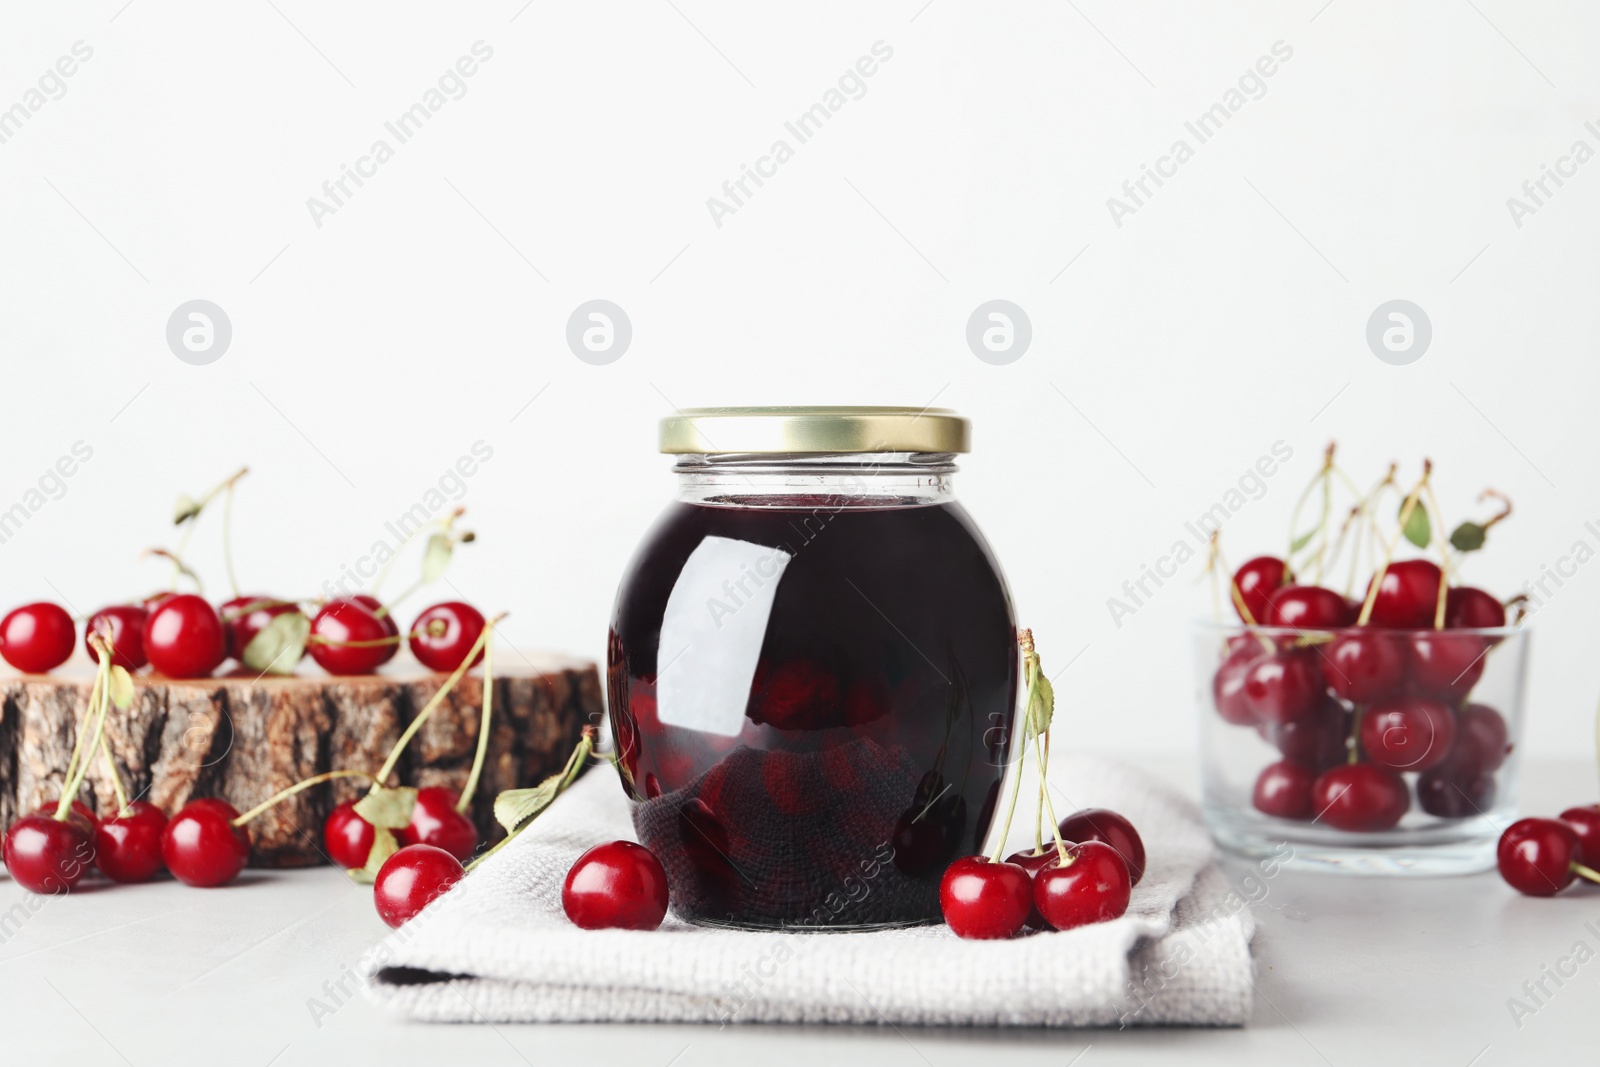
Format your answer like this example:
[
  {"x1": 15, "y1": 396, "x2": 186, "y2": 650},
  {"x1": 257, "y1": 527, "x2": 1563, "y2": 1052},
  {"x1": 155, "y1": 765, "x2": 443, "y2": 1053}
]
[{"x1": 0, "y1": 658, "x2": 602, "y2": 867}]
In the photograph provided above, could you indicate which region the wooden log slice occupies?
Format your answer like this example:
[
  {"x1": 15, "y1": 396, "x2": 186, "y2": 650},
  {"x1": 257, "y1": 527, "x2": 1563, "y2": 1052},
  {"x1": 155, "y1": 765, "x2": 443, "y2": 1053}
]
[{"x1": 0, "y1": 655, "x2": 601, "y2": 867}]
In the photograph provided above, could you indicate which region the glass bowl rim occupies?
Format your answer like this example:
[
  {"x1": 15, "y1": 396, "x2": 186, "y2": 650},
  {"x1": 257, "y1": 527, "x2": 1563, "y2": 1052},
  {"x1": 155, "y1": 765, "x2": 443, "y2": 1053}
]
[{"x1": 1190, "y1": 619, "x2": 1529, "y2": 639}]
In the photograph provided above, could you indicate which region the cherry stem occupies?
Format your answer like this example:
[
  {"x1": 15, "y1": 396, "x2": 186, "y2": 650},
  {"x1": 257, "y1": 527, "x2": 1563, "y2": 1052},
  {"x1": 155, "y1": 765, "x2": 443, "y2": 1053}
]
[
  {"x1": 305, "y1": 633, "x2": 406, "y2": 648},
  {"x1": 988, "y1": 633, "x2": 1036, "y2": 864},
  {"x1": 1422, "y1": 481, "x2": 1452, "y2": 629},
  {"x1": 220, "y1": 598, "x2": 300, "y2": 621},
  {"x1": 1347, "y1": 704, "x2": 1362, "y2": 765},
  {"x1": 1572, "y1": 862, "x2": 1600, "y2": 885},
  {"x1": 144, "y1": 547, "x2": 203, "y2": 596},
  {"x1": 1355, "y1": 463, "x2": 1431, "y2": 627},
  {"x1": 98, "y1": 719, "x2": 130, "y2": 816},
  {"x1": 456, "y1": 624, "x2": 496, "y2": 814},
  {"x1": 463, "y1": 725, "x2": 594, "y2": 875},
  {"x1": 57, "y1": 642, "x2": 113, "y2": 821},
  {"x1": 373, "y1": 578, "x2": 424, "y2": 620},
  {"x1": 1036, "y1": 732, "x2": 1071, "y2": 865},
  {"x1": 368, "y1": 618, "x2": 499, "y2": 790},
  {"x1": 230, "y1": 769, "x2": 378, "y2": 828},
  {"x1": 1035, "y1": 731, "x2": 1051, "y2": 854},
  {"x1": 222, "y1": 483, "x2": 240, "y2": 599}
]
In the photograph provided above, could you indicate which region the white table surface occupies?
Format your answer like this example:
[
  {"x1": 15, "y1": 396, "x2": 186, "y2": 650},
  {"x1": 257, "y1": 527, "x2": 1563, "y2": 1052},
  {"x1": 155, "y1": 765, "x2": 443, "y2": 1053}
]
[{"x1": 2, "y1": 755, "x2": 1592, "y2": 1066}]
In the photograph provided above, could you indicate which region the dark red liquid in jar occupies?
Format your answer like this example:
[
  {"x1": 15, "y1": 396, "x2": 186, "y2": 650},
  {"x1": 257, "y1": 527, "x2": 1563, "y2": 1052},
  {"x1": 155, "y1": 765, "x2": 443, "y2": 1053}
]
[{"x1": 609, "y1": 496, "x2": 1017, "y2": 929}]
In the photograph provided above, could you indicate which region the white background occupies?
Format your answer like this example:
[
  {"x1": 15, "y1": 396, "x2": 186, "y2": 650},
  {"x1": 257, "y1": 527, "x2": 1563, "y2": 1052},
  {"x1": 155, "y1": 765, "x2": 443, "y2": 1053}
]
[{"x1": 3, "y1": 0, "x2": 1599, "y2": 767}]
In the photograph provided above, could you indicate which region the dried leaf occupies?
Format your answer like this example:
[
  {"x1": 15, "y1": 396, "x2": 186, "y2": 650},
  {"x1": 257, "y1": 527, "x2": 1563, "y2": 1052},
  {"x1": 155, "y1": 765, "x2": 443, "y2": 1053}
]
[
  {"x1": 173, "y1": 494, "x2": 202, "y2": 525},
  {"x1": 108, "y1": 666, "x2": 135, "y2": 710},
  {"x1": 242, "y1": 611, "x2": 309, "y2": 674},
  {"x1": 421, "y1": 532, "x2": 453, "y2": 583},
  {"x1": 1450, "y1": 521, "x2": 1487, "y2": 553},
  {"x1": 1400, "y1": 500, "x2": 1431, "y2": 549},
  {"x1": 354, "y1": 786, "x2": 417, "y2": 830}
]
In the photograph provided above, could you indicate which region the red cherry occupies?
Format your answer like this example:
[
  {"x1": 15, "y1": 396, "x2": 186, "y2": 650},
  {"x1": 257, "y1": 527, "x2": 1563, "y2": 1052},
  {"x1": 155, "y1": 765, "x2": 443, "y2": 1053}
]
[
  {"x1": 1446, "y1": 586, "x2": 1506, "y2": 630},
  {"x1": 1265, "y1": 585, "x2": 1355, "y2": 629},
  {"x1": 1033, "y1": 842, "x2": 1132, "y2": 930},
  {"x1": 374, "y1": 844, "x2": 464, "y2": 927},
  {"x1": 85, "y1": 606, "x2": 149, "y2": 672},
  {"x1": 939, "y1": 856, "x2": 1032, "y2": 939},
  {"x1": 1558, "y1": 806, "x2": 1600, "y2": 869},
  {"x1": 1324, "y1": 631, "x2": 1405, "y2": 704},
  {"x1": 1416, "y1": 767, "x2": 1495, "y2": 818},
  {"x1": 323, "y1": 800, "x2": 377, "y2": 869},
  {"x1": 1058, "y1": 808, "x2": 1146, "y2": 885},
  {"x1": 1310, "y1": 764, "x2": 1409, "y2": 831},
  {"x1": 397, "y1": 787, "x2": 479, "y2": 862},
  {"x1": 409, "y1": 602, "x2": 487, "y2": 672},
  {"x1": 1498, "y1": 818, "x2": 1581, "y2": 896},
  {"x1": 142, "y1": 592, "x2": 177, "y2": 612},
  {"x1": 748, "y1": 659, "x2": 841, "y2": 730},
  {"x1": 219, "y1": 596, "x2": 306, "y2": 663},
  {"x1": 1263, "y1": 704, "x2": 1349, "y2": 769},
  {"x1": 562, "y1": 840, "x2": 670, "y2": 930},
  {"x1": 1243, "y1": 650, "x2": 1323, "y2": 724},
  {"x1": 3, "y1": 814, "x2": 95, "y2": 894},
  {"x1": 1212, "y1": 642, "x2": 1264, "y2": 725},
  {"x1": 1253, "y1": 760, "x2": 1316, "y2": 820},
  {"x1": 1366, "y1": 559, "x2": 1443, "y2": 628},
  {"x1": 351, "y1": 594, "x2": 401, "y2": 665},
  {"x1": 1408, "y1": 631, "x2": 1487, "y2": 702},
  {"x1": 93, "y1": 801, "x2": 168, "y2": 883},
  {"x1": 1232, "y1": 556, "x2": 1292, "y2": 624},
  {"x1": 161, "y1": 798, "x2": 251, "y2": 887},
  {"x1": 1359, "y1": 696, "x2": 1456, "y2": 772},
  {"x1": 307, "y1": 598, "x2": 393, "y2": 676},
  {"x1": 142, "y1": 595, "x2": 226, "y2": 679},
  {"x1": 0, "y1": 602, "x2": 76, "y2": 673},
  {"x1": 1452, "y1": 704, "x2": 1511, "y2": 777},
  {"x1": 1005, "y1": 849, "x2": 1055, "y2": 927}
]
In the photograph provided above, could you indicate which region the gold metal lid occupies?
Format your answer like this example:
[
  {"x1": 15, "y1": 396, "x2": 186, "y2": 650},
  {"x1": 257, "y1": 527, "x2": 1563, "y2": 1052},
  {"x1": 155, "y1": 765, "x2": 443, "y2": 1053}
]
[{"x1": 659, "y1": 406, "x2": 969, "y2": 455}]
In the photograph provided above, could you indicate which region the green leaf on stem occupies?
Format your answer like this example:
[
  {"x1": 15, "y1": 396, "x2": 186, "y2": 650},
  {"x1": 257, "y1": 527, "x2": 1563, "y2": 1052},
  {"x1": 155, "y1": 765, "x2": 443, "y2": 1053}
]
[
  {"x1": 349, "y1": 826, "x2": 399, "y2": 883},
  {"x1": 354, "y1": 786, "x2": 417, "y2": 830},
  {"x1": 421, "y1": 532, "x2": 453, "y2": 583},
  {"x1": 1025, "y1": 668, "x2": 1055, "y2": 740},
  {"x1": 1400, "y1": 499, "x2": 1431, "y2": 548},
  {"x1": 242, "y1": 611, "x2": 310, "y2": 674},
  {"x1": 1450, "y1": 521, "x2": 1487, "y2": 553},
  {"x1": 173, "y1": 494, "x2": 202, "y2": 525},
  {"x1": 108, "y1": 666, "x2": 135, "y2": 710},
  {"x1": 1289, "y1": 528, "x2": 1317, "y2": 554}
]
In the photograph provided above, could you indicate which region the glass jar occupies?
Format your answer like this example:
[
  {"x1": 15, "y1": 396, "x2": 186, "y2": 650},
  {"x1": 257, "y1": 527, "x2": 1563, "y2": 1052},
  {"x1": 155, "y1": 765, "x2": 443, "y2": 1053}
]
[
  {"x1": 1194, "y1": 620, "x2": 1529, "y2": 875},
  {"x1": 607, "y1": 407, "x2": 1017, "y2": 929}
]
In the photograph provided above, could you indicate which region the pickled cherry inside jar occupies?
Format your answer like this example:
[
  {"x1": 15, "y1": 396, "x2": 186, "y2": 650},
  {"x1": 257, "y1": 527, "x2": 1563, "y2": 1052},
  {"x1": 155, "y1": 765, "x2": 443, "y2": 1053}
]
[{"x1": 608, "y1": 407, "x2": 1017, "y2": 929}]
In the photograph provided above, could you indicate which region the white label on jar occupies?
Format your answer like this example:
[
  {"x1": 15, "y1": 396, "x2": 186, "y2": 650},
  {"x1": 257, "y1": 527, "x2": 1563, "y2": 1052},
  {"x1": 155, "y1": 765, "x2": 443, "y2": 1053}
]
[{"x1": 657, "y1": 535, "x2": 792, "y2": 737}]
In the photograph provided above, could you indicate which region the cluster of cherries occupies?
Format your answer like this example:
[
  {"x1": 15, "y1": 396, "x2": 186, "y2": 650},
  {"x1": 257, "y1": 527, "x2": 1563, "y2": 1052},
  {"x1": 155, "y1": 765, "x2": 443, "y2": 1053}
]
[
  {"x1": 1215, "y1": 554, "x2": 1512, "y2": 833},
  {"x1": 1496, "y1": 808, "x2": 1600, "y2": 897},
  {"x1": 939, "y1": 808, "x2": 1144, "y2": 939},
  {"x1": 0, "y1": 594, "x2": 490, "y2": 680}
]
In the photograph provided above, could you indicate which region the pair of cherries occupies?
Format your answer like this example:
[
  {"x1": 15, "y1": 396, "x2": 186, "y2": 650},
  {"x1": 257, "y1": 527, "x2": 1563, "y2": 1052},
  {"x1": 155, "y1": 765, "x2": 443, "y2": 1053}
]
[
  {"x1": 0, "y1": 596, "x2": 488, "y2": 679},
  {"x1": 323, "y1": 786, "x2": 480, "y2": 870},
  {"x1": 1498, "y1": 808, "x2": 1600, "y2": 896},
  {"x1": 370, "y1": 838, "x2": 670, "y2": 930},
  {"x1": 939, "y1": 809, "x2": 1146, "y2": 940}
]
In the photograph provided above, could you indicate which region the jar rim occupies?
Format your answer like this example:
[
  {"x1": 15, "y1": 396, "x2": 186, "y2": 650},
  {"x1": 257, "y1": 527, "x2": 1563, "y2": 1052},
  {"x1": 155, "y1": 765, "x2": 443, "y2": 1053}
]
[{"x1": 659, "y1": 406, "x2": 969, "y2": 455}]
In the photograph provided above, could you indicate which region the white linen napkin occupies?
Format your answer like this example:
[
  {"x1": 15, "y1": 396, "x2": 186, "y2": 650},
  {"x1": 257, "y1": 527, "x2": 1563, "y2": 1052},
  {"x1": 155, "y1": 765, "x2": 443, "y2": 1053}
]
[{"x1": 364, "y1": 753, "x2": 1257, "y2": 1027}]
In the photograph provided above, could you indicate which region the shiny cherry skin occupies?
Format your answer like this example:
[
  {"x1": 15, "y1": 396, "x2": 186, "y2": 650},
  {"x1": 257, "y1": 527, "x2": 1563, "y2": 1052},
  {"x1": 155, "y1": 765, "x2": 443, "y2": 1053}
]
[
  {"x1": 1005, "y1": 849, "x2": 1055, "y2": 927},
  {"x1": 352, "y1": 595, "x2": 401, "y2": 665},
  {"x1": 1498, "y1": 818, "x2": 1581, "y2": 896},
  {"x1": 1253, "y1": 760, "x2": 1316, "y2": 820},
  {"x1": 1446, "y1": 586, "x2": 1506, "y2": 630},
  {"x1": 1416, "y1": 767, "x2": 1495, "y2": 818},
  {"x1": 1058, "y1": 808, "x2": 1146, "y2": 885},
  {"x1": 219, "y1": 596, "x2": 306, "y2": 663},
  {"x1": 1311, "y1": 763, "x2": 1409, "y2": 831},
  {"x1": 1366, "y1": 559, "x2": 1443, "y2": 628},
  {"x1": 409, "y1": 602, "x2": 487, "y2": 672},
  {"x1": 1265, "y1": 585, "x2": 1355, "y2": 629},
  {"x1": 374, "y1": 844, "x2": 464, "y2": 928},
  {"x1": 939, "y1": 856, "x2": 1032, "y2": 939},
  {"x1": 1360, "y1": 696, "x2": 1456, "y2": 772},
  {"x1": 1324, "y1": 631, "x2": 1405, "y2": 704},
  {"x1": 31, "y1": 798, "x2": 98, "y2": 842},
  {"x1": 1408, "y1": 631, "x2": 1487, "y2": 702},
  {"x1": 93, "y1": 801, "x2": 168, "y2": 883},
  {"x1": 1452, "y1": 704, "x2": 1511, "y2": 777},
  {"x1": 0, "y1": 602, "x2": 76, "y2": 674},
  {"x1": 1212, "y1": 643, "x2": 1263, "y2": 725},
  {"x1": 562, "y1": 840, "x2": 671, "y2": 930},
  {"x1": 307, "y1": 599, "x2": 392, "y2": 676},
  {"x1": 4, "y1": 814, "x2": 95, "y2": 894},
  {"x1": 1263, "y1": 702, "x2": 1349, "y2": 769},
  {"x1": 323, "y1": 800, "x2": 377, "y2": 869},
  {"x1": 397, "y1": 787, "x2": 479, "y2": 862},
  {"x1": 1233, "y1": 556, "x2": 1292, "y2": 624},
  {"x1": 161, "y1": 798, "x2": 251, "y2": 887},
  {"x1": 1034, "y1": 842, "x2": 1132, "y2": 931},
  {"x1": 1558, "y1": 806, "x2": 1600, "y2": 869},
  {"x1": 85, "y1": 605, "x2": 149, "y2": 671},
  {"x1": 142, "y1": 595, "x2": 227, "y2": 679},
  {"x1": 1243, "y1": 650, "x2": 1323, "y2": 724}
]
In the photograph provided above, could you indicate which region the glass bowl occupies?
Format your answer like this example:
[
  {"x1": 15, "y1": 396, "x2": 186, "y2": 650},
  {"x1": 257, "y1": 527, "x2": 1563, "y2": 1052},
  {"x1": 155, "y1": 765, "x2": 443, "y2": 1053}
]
[{"x1": 1194, "y1": 621, "x2": 1528, "y2": 875}]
